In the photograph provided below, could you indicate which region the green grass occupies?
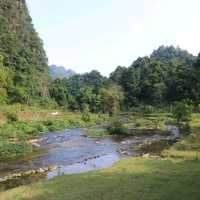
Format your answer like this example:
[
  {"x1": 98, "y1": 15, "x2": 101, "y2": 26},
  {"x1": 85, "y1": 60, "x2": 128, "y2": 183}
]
[
  {"x1": 0, "y1": 109, "x2": 107, "y2": 160},
  {"x1": 1, "y1": 157, "x2": 200, "y2": 200},
  {"x1": 121, "y1": 113, "x2": 172, "y2": 137},
  {"x1": 162, "y1": 149, "x2": 200, "y2": 160},
  {"x1": 1, "y1": 112, "x2": 200, "y2": 199},
  {"x1": 162, "y1": 113, "x2": 200, "y2": 159},
  {"x1": 86, "y1": 128, "x2": 108, "y2": 138}
]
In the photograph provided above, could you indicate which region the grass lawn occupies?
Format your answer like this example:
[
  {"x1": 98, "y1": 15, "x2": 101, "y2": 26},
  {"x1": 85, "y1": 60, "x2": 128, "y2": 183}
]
[{"x1": 1, "y1": 157, "x2": 200, "y2": 200}]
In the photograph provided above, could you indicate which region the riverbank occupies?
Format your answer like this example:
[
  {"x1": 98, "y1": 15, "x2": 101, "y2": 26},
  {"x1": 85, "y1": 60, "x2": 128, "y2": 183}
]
[
  {"x1": 0, "y1": 106, "x2": 107, "y2": 160},
  {"x1": 162, "y1": 113, "x2": 200, "y2": 159},
  {"x1": 1, "y1": 157, "x2": 200, "y2": 200},
  {"x1": 0, "y1": 110, "x2": 171, "y2": 160},
  {"x1": 1, "y1": 112, "x2": 200, "y2": 199}
]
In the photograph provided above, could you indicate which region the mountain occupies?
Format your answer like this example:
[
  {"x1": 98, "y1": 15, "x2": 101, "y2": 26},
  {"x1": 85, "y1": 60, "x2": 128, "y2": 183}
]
[
  {"x1": 50, "y1": 65, "x2": 76, "y2": 80},
  {"x1": 0, "y1": 0, "x2": 49, "y2": 103}
]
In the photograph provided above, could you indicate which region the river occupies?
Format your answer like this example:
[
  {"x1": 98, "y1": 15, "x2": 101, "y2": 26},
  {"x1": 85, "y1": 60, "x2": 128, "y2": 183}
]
[{"x1": 0, "y1": 125, "x2": 180, "y2": 190}]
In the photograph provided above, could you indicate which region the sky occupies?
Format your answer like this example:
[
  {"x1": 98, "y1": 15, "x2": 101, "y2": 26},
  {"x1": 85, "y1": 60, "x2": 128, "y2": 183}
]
[{"x1": 26, "y1": 0, "x2": 200, "y2": 76}]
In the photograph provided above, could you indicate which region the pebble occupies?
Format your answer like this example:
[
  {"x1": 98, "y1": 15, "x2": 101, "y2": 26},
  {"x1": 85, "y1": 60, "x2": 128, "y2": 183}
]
[
  {"x1": 0, "y1": 166, "x2": 57, "y2": 183},
  {"x1": 0, "y1": 178, "x2": 5, "y2": 182},
  {"x1": 142, "y1": 153, "x2": 150, "y2": 158}
]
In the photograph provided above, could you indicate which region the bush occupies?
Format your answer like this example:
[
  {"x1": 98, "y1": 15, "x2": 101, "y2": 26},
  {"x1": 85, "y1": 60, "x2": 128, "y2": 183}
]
[
  {"x1": 0, "y1": 123, "x2": 18, "y2": 139},
  {"x1": 81, "y1": 105, "x2": 91, "y2": 122},
  {"x1": 143, "y1": 105, "x2": 154, "y2": 114},
  {"x1": 15, "y1": 122, "x2": 38, "y2": 136},
  {"x1": 172, "y1": 101, "x2": 193, "y2": 126},
  {"x1": 107, "y1": 120, "x2": 128, "y2": 135},
  {"x1": 6, "y1": 111, "x2": 18, "y2": 123},
  {"x1": 33, "y1": 123, "x2": 48, "y2": 133},
  {"x1": 0, "y1": 141, "x2": 32, "y2": 160}
]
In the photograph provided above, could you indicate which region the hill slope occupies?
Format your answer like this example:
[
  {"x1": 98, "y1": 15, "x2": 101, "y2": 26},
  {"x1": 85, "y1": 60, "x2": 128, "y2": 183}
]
[{"x1": 0, "y1": 0, "x2": 49, "y2": 103}]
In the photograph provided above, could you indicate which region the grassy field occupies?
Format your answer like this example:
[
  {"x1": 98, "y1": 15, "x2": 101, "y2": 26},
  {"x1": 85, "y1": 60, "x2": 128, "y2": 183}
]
[{"x1": 1, "y1": 158, "x2": 200, "y2": 200}]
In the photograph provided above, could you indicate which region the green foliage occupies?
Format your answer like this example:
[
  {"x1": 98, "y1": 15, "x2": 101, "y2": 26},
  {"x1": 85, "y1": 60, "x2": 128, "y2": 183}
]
[
  {"x1": 100, "y1": 85, "x2": 124, "y2": 116},
  {"x1": 2, "y1": 157, "x2": 200, "y2": 200},
  {"x1": 50, "y1": 70, "x2": 106, "y2": 112},
  {"x1": 151, "y1": 45, "x2": 194, "y2": 64},
  {"x1": 107, "y1": 120, "x2": 128, "y2": 135},
  {"x1": 110, "y1": 46, "x2": 197, "y2": 108},
  {"x1": 0, "y1": 0, "x2": 49, "y2": 103},
  {"x1": 5, "y1": 111, "x2": 18, "y2": 123},
  {"x1": 172, "y1": 101, "x2": 193, "y2": 125},
  {"x1": 49, "y1": 46, "x2": 200, "y2": 113},
  {"x1": 143, "y1": 105, "x2": 155, "y2": 114},
  {"x1": 0, "y1": 141, "x2": 32, "y2": 160},
  {"x1": 110, "y1": 66, "x2": 127, "y2": 85},
  {"x1": 50, "y1": 79, "x2": 68, "y2": 106},
  {"x1": 0, "y1": 109, "x2": 106, "y2": 160},
  {"x1": 0, "y1": 123, "x2": 18, "y2": 139},
  {"x1": 86, "y1": 128, "x2": 108, "y2": 138},
  {"x1": 81, "y1": 105, "x2": 91, "y2": 122}
]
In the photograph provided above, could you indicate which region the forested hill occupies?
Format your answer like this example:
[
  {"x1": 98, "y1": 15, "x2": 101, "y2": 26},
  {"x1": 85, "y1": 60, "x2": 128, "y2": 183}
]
[
  {"x1": 49, "y1": 46, "x2": 200, "y2": 113},
  {"x1": 50, "y1": 65, "x2": 76, "y2": 80},
  {"x1": 110, "y1": 46, "x2": 200, "y2": 108},
  {"x1": 0, "y1": 0, "x2": 200, "y2": 112},
  {"x1": 0, "y1": 0, "x2": 49, "y2": 104}
]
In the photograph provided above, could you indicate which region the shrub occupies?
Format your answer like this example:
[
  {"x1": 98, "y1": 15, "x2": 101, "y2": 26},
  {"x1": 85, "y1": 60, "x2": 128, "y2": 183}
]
[
  {"x1": 6, "y1": 111, "x2": 18, "y2": 123},
  {"x1": 172, "y1": 101, "x2": 193, "y2": 126},
  {"x1": 0, "y1": 123, "x2": 18, "y2": 139},
  {"x1": 33, "y1": 123, "x2": 48, "y2": 133},
  {"x1": 0, "y1": 141, "x2": 32, "y2": 160},
  {"x1": 143, "y1": 105, "x2": 154, "y2": 114},
  {"x1": 15, "y1": 122, "x2": 38, "y2": 136},
  {"x1": 81, "y1": 105, "x2": 91, "y2": 122},
  {"x1": 107, "y1": 120, "x2": 128, "y2": 135}
]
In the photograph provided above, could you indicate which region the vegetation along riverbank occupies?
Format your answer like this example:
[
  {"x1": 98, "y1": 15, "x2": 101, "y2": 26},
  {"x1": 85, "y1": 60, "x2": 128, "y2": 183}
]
[
  {"x1": 1, "y1": 0, "x2": 200, "y2": 199},
  {"x1": 1, "y1": 112, "x2": 200, "y2": 199}
]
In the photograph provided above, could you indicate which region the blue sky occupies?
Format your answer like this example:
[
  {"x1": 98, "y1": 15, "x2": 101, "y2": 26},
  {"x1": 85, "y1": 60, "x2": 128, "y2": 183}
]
[{"x1": 27, "y1": 0, "x2": 200, "y2": 76}]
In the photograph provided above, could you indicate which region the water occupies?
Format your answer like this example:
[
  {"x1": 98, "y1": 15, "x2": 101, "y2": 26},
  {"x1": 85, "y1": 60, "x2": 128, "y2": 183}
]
[{"x1": 0, "y1": 126, "x2": 180, "y2": 190}]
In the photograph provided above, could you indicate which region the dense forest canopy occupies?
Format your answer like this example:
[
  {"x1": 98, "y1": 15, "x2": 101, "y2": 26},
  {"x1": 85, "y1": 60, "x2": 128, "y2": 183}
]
[
  {"x1": 0, "y1": 0, "x2": 200, "y2": 114},
  {"x1": 50, "y1": 46, "x2": 200, "y2": 113},
  {"x1": 109, "y1": 46, "x2": 198, "y2": 108}
]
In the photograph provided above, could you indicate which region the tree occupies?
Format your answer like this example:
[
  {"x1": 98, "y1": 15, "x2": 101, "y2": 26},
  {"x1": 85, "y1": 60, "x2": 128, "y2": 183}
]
[
  {"x1": 190, "y1": 53, "x2": 200, "y2": 105},
  {"x1": 50, "y1": 79, "x2": 68, "y2": 106},
  {"x1": 100, "y1": 85, "x2": 124, "y2": 116},
  {"x1": 172, "y1": 101, "x2": 193, "y2": 126},
  {"x1": 81, "y1": 105, "x2": 91, "y2": 122},
  {"x1": 0, "y1": 54, "x2": 12, "y2": 103},
  {"x1": 109, "y1": 66, "x2": 127, "y2": 85}
]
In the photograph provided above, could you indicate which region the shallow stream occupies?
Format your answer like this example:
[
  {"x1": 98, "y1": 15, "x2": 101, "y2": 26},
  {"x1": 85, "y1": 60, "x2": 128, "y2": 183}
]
[{"x1": 0, "y1": 125, "x2": 180, "y2": 190}]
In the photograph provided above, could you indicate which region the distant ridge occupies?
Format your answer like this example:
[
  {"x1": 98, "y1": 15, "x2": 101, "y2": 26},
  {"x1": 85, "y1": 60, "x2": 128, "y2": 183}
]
[{"x1": 50, "y1": 65, "x2": 76, "y2": 79}]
